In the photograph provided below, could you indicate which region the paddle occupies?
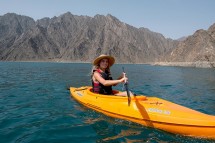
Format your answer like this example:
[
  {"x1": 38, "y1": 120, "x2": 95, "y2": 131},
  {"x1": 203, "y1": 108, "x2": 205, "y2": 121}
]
[{"x1": 122, "y1": 67, "x2": 131, "y2": 106}]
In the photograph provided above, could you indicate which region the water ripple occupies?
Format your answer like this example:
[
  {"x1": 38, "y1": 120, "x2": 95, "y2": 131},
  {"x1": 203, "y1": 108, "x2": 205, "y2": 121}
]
[{"x1": 0, "y1": 62, "x2": 214, "y2": 143}]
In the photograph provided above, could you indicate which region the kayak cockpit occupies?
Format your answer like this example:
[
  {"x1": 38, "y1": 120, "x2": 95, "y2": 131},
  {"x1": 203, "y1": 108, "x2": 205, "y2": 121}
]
[{"x1": 86, "y1": 87, "x2": 147, "y2": 101}]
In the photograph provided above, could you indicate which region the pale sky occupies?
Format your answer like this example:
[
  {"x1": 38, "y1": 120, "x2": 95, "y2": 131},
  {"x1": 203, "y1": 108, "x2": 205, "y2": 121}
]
[{"x1": 0, "y1": 0, "x2": 215, "y2": 39}]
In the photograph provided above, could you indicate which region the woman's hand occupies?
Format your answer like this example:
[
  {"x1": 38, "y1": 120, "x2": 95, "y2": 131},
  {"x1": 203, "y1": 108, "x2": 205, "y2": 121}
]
[
  {"x1": 118, "y1": 72, "x2": 124, "y2": 79},
  {"x1": 119, "y1": 76, "x2": 128, "y2": 83},
  {"x1": 117, "y1": 72, "x2": 128, "y2": 83}
]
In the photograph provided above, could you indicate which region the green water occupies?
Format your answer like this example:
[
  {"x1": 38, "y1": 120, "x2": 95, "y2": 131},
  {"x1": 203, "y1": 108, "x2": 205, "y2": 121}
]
[{"x1": 0, "y1": 62, "x2": 215, "y2": 143}]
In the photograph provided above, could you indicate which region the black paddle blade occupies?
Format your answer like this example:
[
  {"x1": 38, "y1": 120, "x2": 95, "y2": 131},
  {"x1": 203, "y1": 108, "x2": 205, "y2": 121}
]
[
  {"x1": 126, "y1": 88, "x2": 131, "y2": 106},
  {"x1": 125, "y1": 81, "x2": 131, "y2": 106},
  {"x1": 66, "y1": 84, "x2": 71, "y2": 90}
]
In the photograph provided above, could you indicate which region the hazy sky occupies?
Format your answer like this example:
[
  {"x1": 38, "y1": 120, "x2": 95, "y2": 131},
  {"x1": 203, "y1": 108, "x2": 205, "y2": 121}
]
[{"x1": 0, "y1": 0, "x2": 214, "y2": 39}]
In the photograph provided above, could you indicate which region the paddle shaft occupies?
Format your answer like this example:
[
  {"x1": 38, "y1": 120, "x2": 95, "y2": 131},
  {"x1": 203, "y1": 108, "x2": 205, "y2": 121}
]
[{"x1": 122, "y1": 67, "x2": 131, "y2": 106}]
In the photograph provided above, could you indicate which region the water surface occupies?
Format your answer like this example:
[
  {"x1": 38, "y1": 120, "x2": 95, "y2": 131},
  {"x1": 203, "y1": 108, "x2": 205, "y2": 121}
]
[{"x1": 0, "y1": 62, "x2": 215, "y2": 143}]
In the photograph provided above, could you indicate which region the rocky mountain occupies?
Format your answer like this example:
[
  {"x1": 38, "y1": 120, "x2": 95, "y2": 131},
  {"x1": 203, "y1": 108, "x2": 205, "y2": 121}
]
[
  {"x1": 0, "y1": 12, "x2": 214, "y2": 68},
  {"x1": 158, "y1": 23, "x2": 215, "y2": 68},
  {"x1": 0, "y1": 13, "x2": 35, "y2": 58},
  {"x1": 0, "y1": 12, "x2": 174, "y2": 63}
]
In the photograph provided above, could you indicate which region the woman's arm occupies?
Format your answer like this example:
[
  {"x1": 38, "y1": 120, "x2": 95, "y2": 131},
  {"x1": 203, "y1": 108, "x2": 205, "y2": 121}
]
[
  {"x1": 112, "y1": 73, "x2": 124, "y2": 86},
  {"x1": 94, "y1": 72, "x2": 126, "y2": 86}
]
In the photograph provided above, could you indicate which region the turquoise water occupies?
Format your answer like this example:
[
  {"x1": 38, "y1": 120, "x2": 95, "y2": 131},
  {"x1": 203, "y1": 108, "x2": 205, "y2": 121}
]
[{"x1": 0, "y1": 62, "x2": 215, "y2": 143}]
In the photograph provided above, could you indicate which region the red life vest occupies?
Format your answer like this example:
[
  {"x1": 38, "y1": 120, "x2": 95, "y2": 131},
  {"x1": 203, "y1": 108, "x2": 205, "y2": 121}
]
[{"x1": 92, "y1": 69, "x2": 113, "y2": 95}]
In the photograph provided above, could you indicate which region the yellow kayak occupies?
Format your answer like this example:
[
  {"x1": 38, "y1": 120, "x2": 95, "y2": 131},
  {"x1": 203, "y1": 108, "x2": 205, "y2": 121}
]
[{"x1": 70, "y1": 86, "x2": 215, "y2": 139}]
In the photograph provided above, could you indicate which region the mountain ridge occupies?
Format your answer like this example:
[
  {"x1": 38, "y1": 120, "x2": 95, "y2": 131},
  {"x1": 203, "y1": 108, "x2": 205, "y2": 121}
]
[{"x1": 0, "y1": 12, "x2": 214, "y2": 68}]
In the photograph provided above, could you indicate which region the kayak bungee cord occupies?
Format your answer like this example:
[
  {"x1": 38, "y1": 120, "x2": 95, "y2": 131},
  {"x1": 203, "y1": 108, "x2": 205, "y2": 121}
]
[{"x1": 122, "y1": 67, "x2": 131, "y2": 106}]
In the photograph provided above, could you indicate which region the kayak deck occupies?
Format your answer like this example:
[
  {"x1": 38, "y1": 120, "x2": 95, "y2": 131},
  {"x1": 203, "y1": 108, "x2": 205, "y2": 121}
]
[{"x1": 70, "y1": 86, "x2": 215, "y2": 139}]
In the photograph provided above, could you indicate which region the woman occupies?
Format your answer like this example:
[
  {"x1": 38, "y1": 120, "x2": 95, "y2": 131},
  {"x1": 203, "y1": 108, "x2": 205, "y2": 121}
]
[{"x1": 91, "y1": 54, "x2": 131, "y2": 96}]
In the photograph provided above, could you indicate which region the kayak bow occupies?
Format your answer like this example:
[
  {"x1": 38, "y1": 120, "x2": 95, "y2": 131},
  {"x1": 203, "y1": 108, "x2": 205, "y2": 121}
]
[{"x1": 70, "y1": 86, "x2": 215, "y2": 139}]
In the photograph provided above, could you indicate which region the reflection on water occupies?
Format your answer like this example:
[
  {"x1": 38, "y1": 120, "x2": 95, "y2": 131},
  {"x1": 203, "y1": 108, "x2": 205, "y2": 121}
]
[{"x1": 112, "y1": 64, "x2": 215, "y2": 114}]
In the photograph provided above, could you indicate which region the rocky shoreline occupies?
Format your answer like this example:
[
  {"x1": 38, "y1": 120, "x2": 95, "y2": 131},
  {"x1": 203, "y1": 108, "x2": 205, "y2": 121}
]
[
  {"x1": 1, "y1": 60, "x2": 215, "y2": 68},
  {"x1": 153, "y1": 62, "x2": 215, "y2": 68}
]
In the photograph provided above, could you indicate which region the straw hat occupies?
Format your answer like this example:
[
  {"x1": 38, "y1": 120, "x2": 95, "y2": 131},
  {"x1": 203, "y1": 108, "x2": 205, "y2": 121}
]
[{"x1": 93, "y1": 54, "x2": 115, "y2": 67}]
